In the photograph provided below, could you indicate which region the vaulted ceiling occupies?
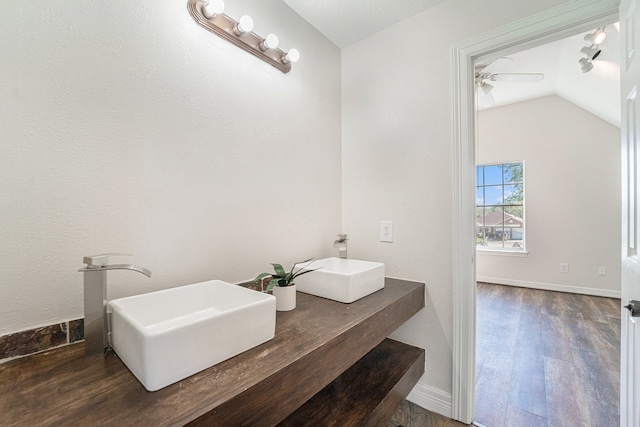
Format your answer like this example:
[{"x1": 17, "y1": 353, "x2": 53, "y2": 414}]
[{"x1": 283, "y1": 0, "x2": 621, "y2": 128}]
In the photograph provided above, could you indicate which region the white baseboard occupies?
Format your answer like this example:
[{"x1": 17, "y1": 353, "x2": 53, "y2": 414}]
[
  {"x1": 476, "y1": 276, "x2": 621, "y2": 299},
  {"x1": 407, "y1": 381, "x2": 452, "y2": 419}
]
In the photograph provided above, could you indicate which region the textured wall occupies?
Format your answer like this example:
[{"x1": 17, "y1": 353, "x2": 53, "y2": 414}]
[
  {"x1": 476, "y1": 95, "x2": 621, "y2": 295},
  {"x1": 0, "y1": 0, "x2": 341, "y2": 335}
]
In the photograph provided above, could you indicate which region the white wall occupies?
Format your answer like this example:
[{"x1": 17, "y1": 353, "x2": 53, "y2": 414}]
[
  {"x1": 0, "y1": 0, "x2": 342, "y2": 335},
  {"x1": 476, "y1": 95, "x2": 621, "y2": 297},
  {"x1": 341, "y1": 0, "x2": 576, "y2": 411}
]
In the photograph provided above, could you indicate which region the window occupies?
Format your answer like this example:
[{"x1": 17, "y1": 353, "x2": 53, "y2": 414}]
[{"x1": 476, "y1": 162, "x2": 525, "y2": 251}]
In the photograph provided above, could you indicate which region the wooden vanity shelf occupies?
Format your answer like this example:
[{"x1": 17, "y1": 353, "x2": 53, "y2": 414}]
[
  {"x1": 279, "y1": 338, "x2": 425, "y2": 427},
  {"x1": 0, "y1": 278, "x2": 425, "y2": 426}
]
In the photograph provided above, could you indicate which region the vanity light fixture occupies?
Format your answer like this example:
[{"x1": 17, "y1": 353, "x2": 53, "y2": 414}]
[
  {"x1": 202, "y1": 0, "x2": 224, "y2": 19},
  {"x1": 260, "y1": 34, "x2": 279, "y2": 51},
  {"x1": 234, "y1": 15, "x2": 254, "y2": 36},
  {"x1": 282, "y1": 48, "x2": 300, "y2": 64},
  {"x1": 187, "y1": 0, "x2": 298, "y2": 74}
]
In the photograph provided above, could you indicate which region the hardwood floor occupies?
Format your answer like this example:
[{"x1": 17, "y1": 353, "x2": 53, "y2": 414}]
[
  {"x1": 386, "y1": 283, "x2": 620, "y2": 427},
  {"x1": 475, "y1": 283, "x2": 621, "y2": 427}
]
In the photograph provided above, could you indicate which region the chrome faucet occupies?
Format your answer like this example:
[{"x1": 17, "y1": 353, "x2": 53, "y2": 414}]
[
  {"x1": 78, "y1": 254, "x2": 151, "y2": 357},
  {"x1": 333, "y1": 234, "x2": 348, "y2": 259}
]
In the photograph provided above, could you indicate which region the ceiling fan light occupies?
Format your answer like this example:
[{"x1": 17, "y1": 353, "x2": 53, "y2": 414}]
[
  {"x1": 480, "y1": 82, "x2": 493, "y2": 95},
  {"x1": 579, "y1": 57, "x2": 594, "y2": 73},
  {"x1": 580, "y1": 45, "x2": 602, "y2": 61}
]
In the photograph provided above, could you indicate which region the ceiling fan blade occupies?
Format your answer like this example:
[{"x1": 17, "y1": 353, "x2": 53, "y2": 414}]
[
  {"x1": 475, "y1": 57, "x2": 513, "y2": 73},
  {"x1": 491, "y1": 73, "x2": 544, "y2": 82}
]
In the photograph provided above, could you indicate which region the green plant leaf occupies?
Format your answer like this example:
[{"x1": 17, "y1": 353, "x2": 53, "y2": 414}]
[
  {"x1": 266, "y1": 278, "x2": 280, "y2": 292},
  {"x1": 253, "y1": 272, "x2": 271, "y2": 283},
  {"x1": 290, "y1": 258, "x2": 315, "y2": 276},
  {"x1": 271, "y1": 263, "x2": 286, "y2": 278},
  {"x1": 291, "y1": 267, "x2": 320, "y2": 280}
]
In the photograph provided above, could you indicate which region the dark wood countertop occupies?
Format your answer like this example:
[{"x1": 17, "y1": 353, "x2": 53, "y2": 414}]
[{"x1": 0, "y1": 278, "x2": 425, "y2": 427}]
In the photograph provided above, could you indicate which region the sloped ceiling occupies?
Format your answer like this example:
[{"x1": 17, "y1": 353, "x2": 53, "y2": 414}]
[
  {"x1": 480, "y1": 25, "x2": 620, "y2": 127},
  {"x1": 283, "y1": 0, "x2": 620, "y2": 128}
]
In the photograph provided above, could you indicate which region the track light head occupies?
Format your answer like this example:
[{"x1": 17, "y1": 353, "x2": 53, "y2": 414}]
[
  {"x1": 580, "y1": 45, "x2": 602, "y2": 61},
  {"x1": 584, "y1": 28, "x2": 607, "y2": 45},
  {"x1": 579, "y1": 57, "x2": 594, "y2": 73}
]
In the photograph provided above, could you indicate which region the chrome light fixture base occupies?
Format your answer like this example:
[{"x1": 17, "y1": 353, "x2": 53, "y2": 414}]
[{"x1": 187, "y1": 0, "x2": 294, "y2": 74}]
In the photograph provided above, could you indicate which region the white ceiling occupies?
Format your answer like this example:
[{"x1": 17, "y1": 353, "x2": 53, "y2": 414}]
[
  {"x1": 282, "y1": 0, "x2": 446, "y2": 48},
  {"x1": 283, "y1": 1, "x2": 620, "y2": 128},
  {"x1": 479, "y1": 25, "x2": 621, "y2": 127}
]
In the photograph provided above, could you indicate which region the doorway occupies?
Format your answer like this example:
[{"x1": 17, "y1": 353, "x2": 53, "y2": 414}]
[
  {"x1": 451, "y1": 0, "x2": 621, "y2": 423},
  {"x1": 472, "y1": 26, "x2": 621, "y2": 425}
]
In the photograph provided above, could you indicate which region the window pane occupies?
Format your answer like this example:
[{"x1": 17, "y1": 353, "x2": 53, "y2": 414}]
[
  {"x1": 504, "y1": 184, "x2": 523, "y2": 204},
  {"x1": 484, "y1": 165, "x2": 502, "y2": 185},
  {"x1": 476, "y1": 187, "x2": 484, "y2": 205},
  {"x1": 505, "y1": 205, "x2": 523, "y2": 219},
  {"x1": 484, "y1": 185, "x2": 503, "y2": 205},
  {"x1": 476, "y1": 166, "x2": 484, "y2": 186},
  {"x1": 504, "y1": 163, "x2": 523, "y2": 184},
  {"x1": 476, "y1": 161, "x2": 524, "y2": 251},
  {"x1": 476, "y1": 207, "x2": 487, "y2": 246}
]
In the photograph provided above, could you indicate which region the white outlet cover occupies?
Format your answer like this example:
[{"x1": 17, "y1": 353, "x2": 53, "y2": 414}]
[{"x1": 380, "y1": 221, "x2": 393, "y2": 242}]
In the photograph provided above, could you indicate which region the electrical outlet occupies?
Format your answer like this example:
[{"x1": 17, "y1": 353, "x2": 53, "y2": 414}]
[
  {"x1": 560, "y1": 263, "x2": 569, "y2": 274},
  {"x1": 380, "y1": 221, "x2": 393, "y2": 242},
  {"x1": 598, "y1": 266, "x2": 607, "y2": 276}
]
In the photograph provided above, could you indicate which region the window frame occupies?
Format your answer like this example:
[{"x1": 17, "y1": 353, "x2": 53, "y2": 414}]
[{"x1": 475, "y1": 161, "x2": 526, "y2": 254}]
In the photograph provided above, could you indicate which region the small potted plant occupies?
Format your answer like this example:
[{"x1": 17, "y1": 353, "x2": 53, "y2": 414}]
[{"x1": 253, "y1": 258, "x2": 318, "y2": 311}]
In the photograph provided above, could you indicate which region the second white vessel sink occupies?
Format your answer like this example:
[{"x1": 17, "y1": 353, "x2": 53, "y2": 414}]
[
  {"x1": 107, "y1": 280, "x2": 276, "y2": 391},
  {"x1": 295, "y1": 257, "x2": 385, "y2": 303}
]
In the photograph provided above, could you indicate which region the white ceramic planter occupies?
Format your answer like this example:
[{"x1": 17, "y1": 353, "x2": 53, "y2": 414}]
[{"x1": 272, "y1": 284, "x2": 296, "y2": 311}]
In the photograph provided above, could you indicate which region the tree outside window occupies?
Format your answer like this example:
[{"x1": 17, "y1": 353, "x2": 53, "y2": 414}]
[{"x1": 476, "y1": 162, "x2": 525, "y2": 251}]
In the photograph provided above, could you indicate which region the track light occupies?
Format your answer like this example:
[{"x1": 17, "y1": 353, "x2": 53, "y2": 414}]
[
  {"x1": 579, "y1": 57, "x2": 594, "y2": 73},
  {"x1": 202, "y1": 0, "x2": 224, "y2": 18},
  {"x1": 584, "y1": 28, "x2": 607, "y2": 45},
  {"x1": 259, "y1": 34, "x2": 279, "y2": 51},
  {"x1": 580, "y1": 45, "x2": 602, "y2": 61}
]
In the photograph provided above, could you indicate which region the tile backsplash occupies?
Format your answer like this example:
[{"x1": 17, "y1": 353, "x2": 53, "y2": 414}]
[{"x1": 0, "y1": 319, "x2": 84, "y2": 362}]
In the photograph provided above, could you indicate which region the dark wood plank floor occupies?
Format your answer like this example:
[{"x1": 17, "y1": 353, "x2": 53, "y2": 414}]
[
  {"x1": 386, "y1": 283, "x2": 621, "y2": 427},
  {"x1": 475, "y1": 283, "x2": 620, "y2": 427}
]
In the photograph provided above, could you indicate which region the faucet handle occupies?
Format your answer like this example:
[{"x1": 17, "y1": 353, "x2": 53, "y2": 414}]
[
  {"x1": 83, "y1": 253, "x2": 133, "y2": 267},
  {"x1": 336, "y1": 234, "x2": 348, "y2": 241}
]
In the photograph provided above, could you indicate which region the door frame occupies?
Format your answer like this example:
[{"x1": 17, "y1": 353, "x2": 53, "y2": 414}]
[{"x1": 451, "y1": 0, "x2": 620, "y2": 422}]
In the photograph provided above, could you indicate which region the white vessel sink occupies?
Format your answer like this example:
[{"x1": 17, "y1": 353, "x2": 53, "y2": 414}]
[
  {"x1": 107, "y1": 280, "x2": 276, "y2": 391},
  {"x1": 295, "y1": 257, "x2": 385, "y2": 303}
]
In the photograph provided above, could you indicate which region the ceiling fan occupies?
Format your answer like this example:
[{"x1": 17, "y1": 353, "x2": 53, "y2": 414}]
[{"x1": 475, "y1": 58, "x2": 544, "y2": 107}]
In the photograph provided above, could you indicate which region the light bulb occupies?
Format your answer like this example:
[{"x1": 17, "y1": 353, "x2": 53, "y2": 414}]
[
  {"x1": 234, "y1": 15, "x2": 254, "y2": 35},
  {"x1": 584, "y1": 28, "x2": 607, "y2": 45},
  {"x1": 260, "y1": 34, "x2": 279, "y2": 51},
  {"x1": 282, "y1": 48, "x2": 300, "y2": 64},
  {"x1": 202, "y1": 0, "x2": 224, "y2": 19}
]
